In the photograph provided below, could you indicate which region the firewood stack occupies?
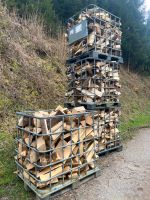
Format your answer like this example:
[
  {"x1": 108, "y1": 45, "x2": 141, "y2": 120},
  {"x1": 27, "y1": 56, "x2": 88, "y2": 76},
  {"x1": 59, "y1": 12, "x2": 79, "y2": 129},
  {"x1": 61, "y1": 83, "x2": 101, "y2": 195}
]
[
  {"x1": 94, "y1": 107, "x2": 121, "y2": 153},
  {"x1": 15, "y1": 106, "x2": 99, "y2": 190},
  {"x1": 65, "y1": 4, "x2": 123, "y2": 155},
  {"x1": 65, "y1": 58, "x2": 121, "y2": 107},
  {"x1": 67, "y1": 4, "x2": 122, "y2": 60}
]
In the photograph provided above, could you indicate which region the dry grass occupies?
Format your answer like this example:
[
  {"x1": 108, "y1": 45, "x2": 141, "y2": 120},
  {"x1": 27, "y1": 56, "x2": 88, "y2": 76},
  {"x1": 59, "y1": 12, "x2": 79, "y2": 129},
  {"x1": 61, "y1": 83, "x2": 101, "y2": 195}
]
[{"x1": 0, "y1": 4, "x2": 67, "y2": 133}]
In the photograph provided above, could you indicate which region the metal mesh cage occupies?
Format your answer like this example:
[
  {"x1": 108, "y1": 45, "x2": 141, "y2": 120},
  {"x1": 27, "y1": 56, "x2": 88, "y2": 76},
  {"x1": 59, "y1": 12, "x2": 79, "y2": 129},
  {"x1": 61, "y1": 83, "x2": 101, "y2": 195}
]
[
  {"x1": 15, "y1": 107, "x2": 100, "y2": 192},
  {"x1": 67, "y1": 4, "x2": 122, "y2": 60},
  {"x1": 94, "y1": 107, "x2": 122, "y2": 154},
  {"x1": 65, "y1": 58, "x2": 121, "y2": 108}
]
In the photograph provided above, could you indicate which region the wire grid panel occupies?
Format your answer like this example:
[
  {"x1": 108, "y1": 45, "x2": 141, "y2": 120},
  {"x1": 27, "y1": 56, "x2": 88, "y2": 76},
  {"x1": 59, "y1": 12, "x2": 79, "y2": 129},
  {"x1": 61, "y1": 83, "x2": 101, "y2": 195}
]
[
  {"x1": 65, "y1": 58, "x2": 121, "y2": 106},
  {"x1": 15, "y1": 108, "x2": 99, "y2": 191},
  {"x1": 93, "y1": 107, "x2": 122, "y2": 154},
  {"x1": 67, "y1": 4, "x2": 122, "y2": 59}
]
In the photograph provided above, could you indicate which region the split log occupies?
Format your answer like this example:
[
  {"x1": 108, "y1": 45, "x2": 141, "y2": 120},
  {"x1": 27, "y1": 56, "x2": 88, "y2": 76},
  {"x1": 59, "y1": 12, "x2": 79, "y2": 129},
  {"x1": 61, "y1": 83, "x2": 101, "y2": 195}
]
[
  {"x1": 29, "y1": 150, "x2": 37, "y2": 163},
  {"x1": 37, "y1": 137, "x2": 46, "y2": 151},
  {"x1": 18, "y1": 116, "x2": 30, "y2": 127},
  {"x1": 40, "y1": 166, "x2": 70, "y2": 182},
  {"x1": 72, "y1": 106, "x2": 85, "y2": 114}
]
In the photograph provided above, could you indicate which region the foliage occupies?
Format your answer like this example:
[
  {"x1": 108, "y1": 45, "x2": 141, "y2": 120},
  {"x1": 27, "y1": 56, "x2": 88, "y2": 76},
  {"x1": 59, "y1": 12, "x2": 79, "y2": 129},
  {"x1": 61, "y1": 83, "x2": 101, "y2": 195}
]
[
  {"x1": 53, "y1": 0, "x2": 97, "y2": 22},
  {"x1": 3, "y1": 0, "x2": 57, "y2": 30},
  {"x1": 54, "y1": 0, "x2": 150, "y2": 72},
  {"x1": 98, "y1": 0, "x2": 150, "y2": 71}
]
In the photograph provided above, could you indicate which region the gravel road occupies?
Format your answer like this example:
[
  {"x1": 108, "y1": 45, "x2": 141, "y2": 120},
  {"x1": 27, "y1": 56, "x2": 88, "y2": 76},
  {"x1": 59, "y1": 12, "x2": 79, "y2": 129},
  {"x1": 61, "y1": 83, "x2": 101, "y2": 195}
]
[{"x1": 55, "y1": 128, "x2": 150, "y2": 200}]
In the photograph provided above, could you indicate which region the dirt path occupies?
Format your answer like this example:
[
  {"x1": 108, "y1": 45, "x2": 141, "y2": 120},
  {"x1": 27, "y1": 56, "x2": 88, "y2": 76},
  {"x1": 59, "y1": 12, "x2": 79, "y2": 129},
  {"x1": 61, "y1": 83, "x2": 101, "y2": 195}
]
[{"x1": 55, "y1": 128, "x2": 150, "y2": 200}]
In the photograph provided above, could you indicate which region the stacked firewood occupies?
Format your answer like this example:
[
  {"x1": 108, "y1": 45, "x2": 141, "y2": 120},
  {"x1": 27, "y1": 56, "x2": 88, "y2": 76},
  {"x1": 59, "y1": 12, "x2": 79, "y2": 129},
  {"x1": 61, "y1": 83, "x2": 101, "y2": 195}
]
[
  {"x1": 65, "y1": 4, "x2": 122, "y2": 156},
  {"x1": 94, "y1": 108, "x2": 121, "y2": 153},
  {"x1": 15, "y1": 106, "x2": 99, "y2": 189},
  {"x1": 67, "y1": 5, "x2": 122, "y2": 58},
  {"x1": 16, "y1": 105, "x2": 121, "y2": 189},
  {"x1": 65, "y1": 59, "x2": 121, "y2": 105}
]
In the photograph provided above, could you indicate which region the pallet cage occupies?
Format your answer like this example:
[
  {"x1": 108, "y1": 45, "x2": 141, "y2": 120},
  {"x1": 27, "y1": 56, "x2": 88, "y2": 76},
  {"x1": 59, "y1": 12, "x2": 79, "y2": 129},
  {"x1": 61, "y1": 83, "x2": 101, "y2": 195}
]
[
  {"x1": 67, "y1": 4, "x2": 122, "y2": 61},
  {"x1": 93, "y1": 107, "x2": 122, "y2": 155},
  {"x1": 15, "y1": 107, "x2": 101, "y2": 199},
  {"x1": 65, "y1": 58, "x2": 121, "y2": 108}
]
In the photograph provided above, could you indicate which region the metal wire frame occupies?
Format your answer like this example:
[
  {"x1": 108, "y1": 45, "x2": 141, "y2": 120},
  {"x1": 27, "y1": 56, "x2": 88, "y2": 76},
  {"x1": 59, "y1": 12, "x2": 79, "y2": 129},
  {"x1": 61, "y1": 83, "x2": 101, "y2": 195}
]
[
  {"x1": 16, "y1": 161, "x2": 100, "y2": 199},
  {"x1": 67, "y1": 5, "x2": 122, "y2": 59},
  {"x1": 65, "y1": 92, "x2": 120, "y2": 107},
  {"x1": 65, "y1": 58, "x2": 121, "y2": 106},
  {"x1": 68, "y1": 31, "x2": 122, "y2": 59},
  {"x1": 15, "y1": 110, "x2": 99, "y2": 190},
  {"x1": 95, "y1": 123, "x2": 122, "y2": 154},
  {"x1": 66, "y1": 57, "x2": 120, "y2": 76},
  {"x1": 67, "y1": 4, "x2": 121, "y2": 29},
  {"x1": 87, "y1": 107, "x2": 122, "y2": 154}
]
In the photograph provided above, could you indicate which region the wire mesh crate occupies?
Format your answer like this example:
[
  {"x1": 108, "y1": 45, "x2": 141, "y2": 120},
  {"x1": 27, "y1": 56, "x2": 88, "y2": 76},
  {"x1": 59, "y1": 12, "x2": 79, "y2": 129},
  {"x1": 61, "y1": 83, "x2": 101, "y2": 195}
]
[
  {"x1": 65, "y1": 58, "x2": 121, "y2": 108},
  {"x1": 94, "y1": 107, "x2": 122, "y2": 155},
  {"x1": 67, "y1": 4, "x2": 122, "y2": 61},
  {"x1": 15, "y1": 106, "x2": 100, "y2": 198}
]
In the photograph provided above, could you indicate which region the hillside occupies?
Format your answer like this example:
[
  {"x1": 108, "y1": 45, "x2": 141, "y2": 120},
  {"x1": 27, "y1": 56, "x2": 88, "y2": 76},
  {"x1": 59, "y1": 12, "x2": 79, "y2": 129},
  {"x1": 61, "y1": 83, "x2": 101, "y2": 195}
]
[
  {"x1": 0, "y1": 4, "x2": 150, "y2": 200},
  {"x1": 120, "y1": 69, "x2": 150, "y2": 139},
  {"x1": 0, "y1": 5, "x2": 67, "y2": 135}
]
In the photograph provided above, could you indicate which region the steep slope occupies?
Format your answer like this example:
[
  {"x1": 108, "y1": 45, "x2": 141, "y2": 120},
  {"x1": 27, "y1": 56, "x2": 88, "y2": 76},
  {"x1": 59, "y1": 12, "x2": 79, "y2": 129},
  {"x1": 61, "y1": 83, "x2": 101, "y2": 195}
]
[{"x1": 0, "y1": 5, "x2": 67, "y2": 134}]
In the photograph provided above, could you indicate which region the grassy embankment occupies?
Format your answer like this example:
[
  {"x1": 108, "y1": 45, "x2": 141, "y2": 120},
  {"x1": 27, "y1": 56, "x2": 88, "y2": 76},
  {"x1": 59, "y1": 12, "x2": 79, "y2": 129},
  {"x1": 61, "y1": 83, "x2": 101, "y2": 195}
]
[
  {"x1": 120, "y1": 69, "x2": 150, "y2": 139},
  {"x1": 0, "y1": 5, "x2": 66, "y2": 199}
]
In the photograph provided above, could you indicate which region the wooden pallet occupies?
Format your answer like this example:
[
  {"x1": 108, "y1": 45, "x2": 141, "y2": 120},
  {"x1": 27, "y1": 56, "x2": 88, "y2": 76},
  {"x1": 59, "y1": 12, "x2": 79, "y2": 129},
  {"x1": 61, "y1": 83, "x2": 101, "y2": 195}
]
[
  {"x1": 18, "y1": 167, "x2": 101, "y2": 200},
  {"x1": 67, "y1": 51, "x2": 123, "y2": 64},
  {"x1": 64, "y1": 102, "x2": 76, "y2": 109},
  {"x1": 79, "y1": 102, "x2": 121, "y2": 110},
  {"x1": 65, "y1": 102, "x2": 121, "y2": 110}
]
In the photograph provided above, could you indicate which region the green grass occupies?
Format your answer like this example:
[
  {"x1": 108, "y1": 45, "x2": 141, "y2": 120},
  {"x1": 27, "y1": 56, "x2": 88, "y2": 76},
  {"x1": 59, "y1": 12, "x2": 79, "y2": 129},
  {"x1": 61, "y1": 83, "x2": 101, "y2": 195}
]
[
  {"x1": 0, "y1": 132, "x2": 34, "y2": 200},
  {"x1": 120, "y1": 113, "x2": 150, "y2": 140}
]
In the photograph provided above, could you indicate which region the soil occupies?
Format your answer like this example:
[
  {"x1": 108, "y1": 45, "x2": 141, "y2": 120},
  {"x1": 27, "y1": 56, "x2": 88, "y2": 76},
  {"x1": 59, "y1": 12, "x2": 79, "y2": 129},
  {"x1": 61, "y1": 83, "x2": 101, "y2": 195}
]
[{"x1": 54, "y1": 128, "x2": 150, "y2": 200}]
